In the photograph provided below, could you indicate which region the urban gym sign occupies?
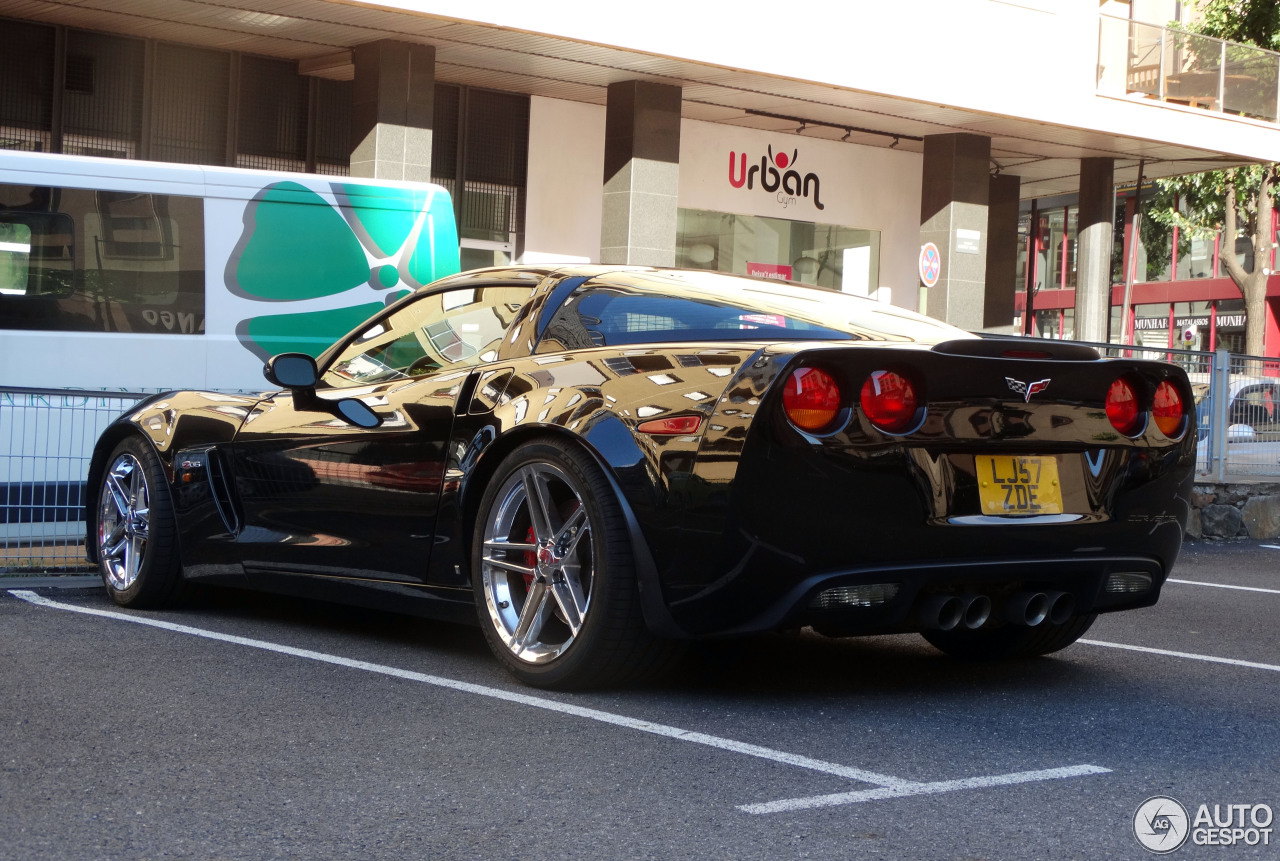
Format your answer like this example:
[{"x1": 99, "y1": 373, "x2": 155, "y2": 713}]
[{"x1": 727, "y1": 145, "x2": 825, "y2": 211}]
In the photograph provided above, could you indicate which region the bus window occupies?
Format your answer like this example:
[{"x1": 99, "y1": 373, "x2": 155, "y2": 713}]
[{"x1": 0, "y1": 183, "x2": 204, "y2": 335}]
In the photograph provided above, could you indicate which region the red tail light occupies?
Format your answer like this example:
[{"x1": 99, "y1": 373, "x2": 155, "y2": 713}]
[
  {"x1": 860, "y1": 370, "x2": 918, "y2": 433},
  {"x1": 1105, "y1": 377, "x2": 1143, "y2": 435},
  {"x1": 637, "y1": 415, "x2": 702, "y2": 435},
  {"x1": 1152, "y1": 380, "x2": 1185, "y2": 437},
  {"x1": 784, "y1": 367, "x2": 842, "y2": 432}
]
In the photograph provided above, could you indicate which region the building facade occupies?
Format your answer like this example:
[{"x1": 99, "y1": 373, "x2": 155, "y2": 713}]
[{"x1": 1, "y1": 0, "x2": 1278, "y2": 351}]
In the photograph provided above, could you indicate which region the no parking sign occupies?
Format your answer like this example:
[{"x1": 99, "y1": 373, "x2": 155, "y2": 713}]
[{"x1": 919, "y1": 242, "x2": 941, "y2": 288}]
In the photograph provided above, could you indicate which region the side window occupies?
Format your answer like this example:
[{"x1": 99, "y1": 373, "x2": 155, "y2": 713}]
[
  {"x1": 0, "y1": 182, "x2": 205, "y2": 335},
  {"x1": 321, "y1": 285, "x2": 534, "y2": 388}
]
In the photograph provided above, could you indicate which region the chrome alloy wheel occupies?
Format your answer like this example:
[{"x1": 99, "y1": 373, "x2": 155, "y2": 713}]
[
  {"x1": 480, "y1": 461, "x2": 592, "y2": 664},
  {"x1": 97, "y1": 452, "x2": 151, "y2": 591}
]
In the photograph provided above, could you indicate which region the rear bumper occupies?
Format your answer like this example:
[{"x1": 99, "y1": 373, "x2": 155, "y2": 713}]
[
  {"x1": 709, "y1": 553, "x2": 1165, "y2": 637},
  {"x1": 651, "y1": 435, "x2": 1193, "y2": 638}
]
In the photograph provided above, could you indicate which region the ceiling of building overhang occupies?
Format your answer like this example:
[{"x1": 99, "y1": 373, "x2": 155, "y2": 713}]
[{"x1": 0, "y1": 0, "x2": 1258, "y2": 199}]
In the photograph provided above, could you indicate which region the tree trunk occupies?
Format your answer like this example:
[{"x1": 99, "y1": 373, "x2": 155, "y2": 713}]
[{"x1": 1219, "y1": 166, "x2": 1276, "y2": 358}]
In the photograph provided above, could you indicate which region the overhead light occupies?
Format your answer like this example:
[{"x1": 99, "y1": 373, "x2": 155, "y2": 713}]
[{"x1": 227, "y1": 10, "x2": 292, "y2": 28}]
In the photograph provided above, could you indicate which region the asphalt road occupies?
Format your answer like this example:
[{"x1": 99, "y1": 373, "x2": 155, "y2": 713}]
[{"x1": 2, "y1": 540, "x2": 1279, "y2": 860}]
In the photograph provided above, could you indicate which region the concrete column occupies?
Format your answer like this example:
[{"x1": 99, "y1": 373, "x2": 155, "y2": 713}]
[
  {"x1": 919, "y1": 133, "x2": 990, "y2": 330},
  {"x1": 1075, "y1": 157, "x2": 1115, "y2": 343},
  {"x1": 350, "y1": 40, "x2": 434, "y2": 182},
  {"x1": 600, "y1": 81, "x2": 682, "y2": 265},
  {"x1": 984, "y1": 173, "x2": 1021, "y2": 332}
]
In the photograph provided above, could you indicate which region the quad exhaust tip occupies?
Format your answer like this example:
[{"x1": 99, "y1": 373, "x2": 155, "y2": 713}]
[
  {"x1": 920, "y1": 594, "x2": 992, "y2": 631},
  {"x1": 1004, "y1": 591, "x2": 1076, "y2": 627},
  {"x1": 918, "y1": 591, "x2": 1072, "y2": 631}
]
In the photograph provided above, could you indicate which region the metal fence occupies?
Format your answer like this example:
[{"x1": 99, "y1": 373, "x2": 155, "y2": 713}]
[
  {"x1": 3, "y1": 348, "x2": 1279, "y2": 572},
  {"x1": 1, "y1": 387, "x2": 148, "y2": 572}
]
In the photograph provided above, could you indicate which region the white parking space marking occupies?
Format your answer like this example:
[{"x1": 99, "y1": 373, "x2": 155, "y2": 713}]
[
  {"x1": 10, "y1": 589, "x2": 1108, "y2": 813},
  {"x1": 1261, "y1": 544, "x2": 1280, "y2": 550},
  {"x1": 738, "y1": 765, "x2": 1110, "y2": 814},
  {"x1": 1168, "y1": 578, "x2": 1280, "y2": 596},
  {"x1": 1081, "y1": 639, "x2": 1280, "y2": 673}
]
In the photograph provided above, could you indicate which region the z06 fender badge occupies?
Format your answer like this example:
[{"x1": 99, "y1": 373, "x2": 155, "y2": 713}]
[{"x1": 1006, "y1": 377, "x2": 1050, "y2": 401}]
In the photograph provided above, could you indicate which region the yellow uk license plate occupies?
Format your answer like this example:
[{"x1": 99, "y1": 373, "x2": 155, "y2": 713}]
[{"x1": 975, "y1": 455, "x2": 1063, "y2": 516}]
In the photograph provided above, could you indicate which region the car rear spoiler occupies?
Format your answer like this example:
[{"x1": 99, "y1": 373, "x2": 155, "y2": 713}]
[{"x1": 933, "y1": 337, "x2": 1101, "y2": 362}]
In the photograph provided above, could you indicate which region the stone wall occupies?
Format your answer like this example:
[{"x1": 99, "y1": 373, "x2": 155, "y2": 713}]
[{"x1": 1187, "y1": 482, "x2": 1280, "y2": 540}]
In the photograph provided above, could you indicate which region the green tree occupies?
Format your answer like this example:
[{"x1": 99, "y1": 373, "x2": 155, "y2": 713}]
[{"x1": 1148, "y1": 0, "x2": 1279, "y2": 356}]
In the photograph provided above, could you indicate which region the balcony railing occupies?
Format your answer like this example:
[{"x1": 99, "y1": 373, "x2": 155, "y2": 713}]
[{"x1": 1099, "y1": 14, "x2": 1280, "y2": 124}]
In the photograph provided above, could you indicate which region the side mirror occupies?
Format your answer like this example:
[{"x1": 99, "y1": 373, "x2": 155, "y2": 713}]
[{"x1": 264, "y1": 353, "x2": 318, "y2": 390}]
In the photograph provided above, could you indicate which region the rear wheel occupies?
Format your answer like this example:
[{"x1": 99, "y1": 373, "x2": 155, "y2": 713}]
[
  {"x1": 472, "y1": 439, "x2": 666, "y2": 689},
  {"x1": 921, "y1": 613, "x2": 1097, "y2": 660},
  {"x1": 96, "y1": 436, "x2": 183, "y2": 608}
]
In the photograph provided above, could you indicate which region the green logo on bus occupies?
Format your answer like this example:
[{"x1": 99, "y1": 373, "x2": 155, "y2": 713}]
[{"x1": 229, "y1": 181, "x2": 460, "y2": 361}]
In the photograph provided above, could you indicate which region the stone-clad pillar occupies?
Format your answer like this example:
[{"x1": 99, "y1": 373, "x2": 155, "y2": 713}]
[
  {"x1": 1076, "y1": 157, "x2": 1115, "y2": 343},
  {"x1": 985, "y1": 173, "x2": 1021, "y2": 331},
  {"x1": 919, "y1": 133, "x2": 990, "y2": 330},
  {"x1": 600, "y1": 81, "x2": 682, "y2": 265},
  {"x1": 350, "y1": 40, "x2": 434, "y2": 182}
]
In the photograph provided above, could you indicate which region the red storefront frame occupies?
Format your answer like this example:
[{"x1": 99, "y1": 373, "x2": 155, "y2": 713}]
[{"x1": 1018, "y1": 200, "x2": 1280, "y2": 355}]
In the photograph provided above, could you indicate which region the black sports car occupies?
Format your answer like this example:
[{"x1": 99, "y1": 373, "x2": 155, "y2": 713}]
[{"x1": 87, "y1": 266, "x2": 1196, "y2": 688}]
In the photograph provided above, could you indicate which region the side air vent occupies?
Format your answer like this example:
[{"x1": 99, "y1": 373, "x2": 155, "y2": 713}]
[
  {"x1": 204, "y1": 449, "x2": 242, "y2": 535},
  {"x1": 933, "y1": 337, "x2": 1100, "y2": 361}
]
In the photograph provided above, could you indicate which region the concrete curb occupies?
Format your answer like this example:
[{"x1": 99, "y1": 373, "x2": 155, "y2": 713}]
[{"x1": 0, "y1": 575, "x2": 102, "y2": 589}]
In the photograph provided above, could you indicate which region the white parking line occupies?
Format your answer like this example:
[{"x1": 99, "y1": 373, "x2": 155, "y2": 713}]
[
  {"x1": 9, "y1": 588, "x2": 1108, "y2": 814},
  {"x1": 1080, "y1": 639, "x2": 1280, "y2": 673},
  {"x1": 1168, "y1": 578, "x2": 1280, "y2": 595},
  {"x1": 738, "y1": 765, "x2": 1110, "y2": 814}
]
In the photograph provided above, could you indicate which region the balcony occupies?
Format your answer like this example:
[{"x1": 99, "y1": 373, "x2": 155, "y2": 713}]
[{"x1": 1098, "y1": 14, "x2": 1280, "y2": 123}]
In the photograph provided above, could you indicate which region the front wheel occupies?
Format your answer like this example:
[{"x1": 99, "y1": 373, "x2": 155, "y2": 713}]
[
  {"x1": 95, "y1": 436, "x2": 183, "y2": 607},
  {"x1": 921, "y1": 614, "x2": 1097, "y2": 660},
  {"x1": 472, "y1": 439, "x2": 667, "y2": 689}
]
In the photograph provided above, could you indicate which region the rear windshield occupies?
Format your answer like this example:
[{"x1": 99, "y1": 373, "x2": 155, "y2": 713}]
[{"x1": 535, "y1": 271, "x2": 966, "y2": 351}]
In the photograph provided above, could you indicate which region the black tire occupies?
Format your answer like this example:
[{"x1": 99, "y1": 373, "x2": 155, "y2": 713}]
[
  {"x1": 921, "y1": 613, "x2": 1098, "y2": 661},
  {"x1": 94, "y1": 435, "x2": 184, "y2": 608},
  {"x1": 471, "y1": 438, "x2": 669, "y2": 689}
]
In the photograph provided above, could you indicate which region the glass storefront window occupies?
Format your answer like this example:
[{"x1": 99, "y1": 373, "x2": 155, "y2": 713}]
[
  {"x1": 1034, "y1": 309, "x2": 1075, "y2": 339},
  {"x1": 1185, "y1": 234, "x2": 1215, "y2": 279},
  {"x1": 1015, "y1": 212, "x2": 1031, "y2": 293},
  {"x1": 1133, "y1": 302, "x2": 1170, "y2": 348},
  {"x1": 676, "y1": 209, "x2": 879, "y2": 294},
  {"x1": 1039, "y1": 207, "x2": 1078, "y2": 290},
  {"x1": 1173, "y1": 300, "x2": 1212, "y2": 349}
]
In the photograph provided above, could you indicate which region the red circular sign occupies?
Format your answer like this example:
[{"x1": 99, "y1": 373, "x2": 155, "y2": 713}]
[{"x1": 919, "y1": 242, "x2": 941, "y2": 288}]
